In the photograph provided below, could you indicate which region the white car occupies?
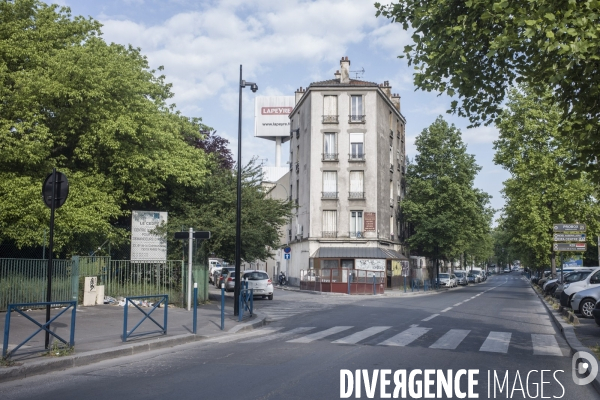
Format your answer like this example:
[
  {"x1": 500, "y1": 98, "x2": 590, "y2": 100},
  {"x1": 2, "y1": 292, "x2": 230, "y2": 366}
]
[
  {"x1": 438, "y1": 273, "x2": 457, "y2": 288},
  {"x1": 560, "y1": 267, "x2": 600, "y2": 308},
  {"x1": 242, "y1": 270, "x2": 274, "y2": 300}
]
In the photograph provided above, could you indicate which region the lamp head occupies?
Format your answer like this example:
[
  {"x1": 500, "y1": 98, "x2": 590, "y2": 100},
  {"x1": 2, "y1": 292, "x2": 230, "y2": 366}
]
[{"x1": 251, "y1": 84, "x2": 258, "y2": 93}]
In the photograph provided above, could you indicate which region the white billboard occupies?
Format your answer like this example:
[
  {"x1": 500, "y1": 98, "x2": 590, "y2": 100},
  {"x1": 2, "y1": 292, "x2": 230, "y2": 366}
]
[
  {"x1": 355, "y1": 259, "x2": 386, "y2": 272},
  {"x1": 131, "y1": 211, "x2": 167, "y2": 261},
  {"x1": 254, "y1": 96, "x2": 295, "y2": 139}
]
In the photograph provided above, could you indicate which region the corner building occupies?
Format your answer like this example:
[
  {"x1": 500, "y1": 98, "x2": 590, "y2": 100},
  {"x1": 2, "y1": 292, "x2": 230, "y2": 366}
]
[{"x1": 286, "y1": 56, "x2": 409, "y2": 288}]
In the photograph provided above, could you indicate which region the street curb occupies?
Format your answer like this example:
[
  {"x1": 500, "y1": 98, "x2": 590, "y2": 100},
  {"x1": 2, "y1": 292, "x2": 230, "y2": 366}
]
[
  {"x1": 0, "y1": 313, "x2": 267, "y2": 384},
  {"x1": 530, "y1": 282, "x2": 600, "y2": 394}
]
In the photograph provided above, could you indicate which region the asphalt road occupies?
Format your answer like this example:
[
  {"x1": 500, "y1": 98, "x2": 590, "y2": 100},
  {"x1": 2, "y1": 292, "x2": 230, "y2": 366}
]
[{"x1": 1, "y1": 272, "x2": 598, "y2": 399}]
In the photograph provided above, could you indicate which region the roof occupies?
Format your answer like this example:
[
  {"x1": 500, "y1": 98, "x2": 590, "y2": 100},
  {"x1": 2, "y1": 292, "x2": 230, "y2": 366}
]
[
  {"x1": 311, "y1": 247, "x2": 408, "y2": 260},
  {"x1": 309, "y1": 78, "x2": 379, "y2": 88}
]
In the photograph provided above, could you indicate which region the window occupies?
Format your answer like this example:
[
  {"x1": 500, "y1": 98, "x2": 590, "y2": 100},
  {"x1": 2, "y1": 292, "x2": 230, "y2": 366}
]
[
  {"x1": 389, "y1": 145, "x2": 394, "y2": 167},
  {"x1": 390, "y1": 215, "x2": 394, "y2": 237},
  {"x1": 296, "y1": 179, "x2": 299, "y2": 203},
  {"x1": 349, "y1": 171, "x2": 364, "y2": 198},
  {"x1": 350, "y1": 95, "x2": 363, "y2": 122},
  {"x1": 390, "y1": 181, "x2": 394, "y2": 207},
  {"x1": 350, "y1": 211, "x2": 363, "y2": 237},
  {"x1": 322, "y1": 211, "x2": 337, "y2": 237},
  {"x1": 350, "y1": 133, "x2": 364, "y2": 160},
  {"x1": 323, "y1": 133, "x2": 337, "y2": 160},
  {"x1": 323, "y1": 96, "x2": 338, "y2": 123},
  {"x1": 322, "y1": 171, "x2": 337, "y2": 198}
]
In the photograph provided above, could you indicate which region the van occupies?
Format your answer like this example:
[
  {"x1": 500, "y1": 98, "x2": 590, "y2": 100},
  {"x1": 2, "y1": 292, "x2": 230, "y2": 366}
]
[{"x1": 208, "y1": 258, "x2": 223, "y2": 283}]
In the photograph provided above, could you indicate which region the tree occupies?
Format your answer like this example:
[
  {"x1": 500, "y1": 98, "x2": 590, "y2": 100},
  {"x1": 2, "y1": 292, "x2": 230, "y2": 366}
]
[
  {"x1": 0, "y1": 1, "x2": 210, "y2": 254},
  {"x1": 375, "y1": 1, "x2": 600, "y2": 178},
  {"x1": 162, "y1": 158, "x2": 292, "y2": 263},
  {"x1": 187, "y1": 129, "x2": 235, "y2": 170},
  {"x1": 402, "y1": 117, "x2": 493, "y2": 271},
  {"x1": 493, "y1": 86, "x2": 600, "y2": 271}
]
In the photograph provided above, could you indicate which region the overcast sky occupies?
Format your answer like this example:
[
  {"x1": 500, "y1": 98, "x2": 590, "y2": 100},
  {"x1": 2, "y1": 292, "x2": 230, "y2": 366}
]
[{"x1": 59, "y1": 0, "x2": 510, "y2": 218}]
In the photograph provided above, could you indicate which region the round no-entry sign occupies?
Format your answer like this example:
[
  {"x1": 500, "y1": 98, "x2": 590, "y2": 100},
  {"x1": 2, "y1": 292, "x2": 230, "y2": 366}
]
[{"x1": 42, "y1": 171, "x2": 69, "y2": 209}]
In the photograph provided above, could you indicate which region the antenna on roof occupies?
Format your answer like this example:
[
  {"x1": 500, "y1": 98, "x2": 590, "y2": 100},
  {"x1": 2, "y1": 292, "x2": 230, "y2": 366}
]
[{"x1": 350, "y1": 67, "x2": 365, "y2": 79}]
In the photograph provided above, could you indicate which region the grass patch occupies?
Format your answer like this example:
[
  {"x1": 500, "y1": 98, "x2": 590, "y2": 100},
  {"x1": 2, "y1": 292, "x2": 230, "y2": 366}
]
[
  {"x1": 590, "y1": 345, "x2": 600, "y2": 359},
  {"x1": 0, "y1": 356, "x2": 16, "y2": 367},
  {"x1": 43, "y1": 341, "x2": 74, "y2": 357}
]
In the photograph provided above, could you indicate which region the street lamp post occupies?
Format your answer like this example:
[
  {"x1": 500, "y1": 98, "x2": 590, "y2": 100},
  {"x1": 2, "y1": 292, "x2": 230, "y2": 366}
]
[{"x1": 234, "y1": 65, "x2": 258, "y2": 316}]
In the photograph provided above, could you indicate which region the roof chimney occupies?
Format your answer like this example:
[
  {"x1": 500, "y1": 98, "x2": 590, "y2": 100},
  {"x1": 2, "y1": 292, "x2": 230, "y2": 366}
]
[
  {"x1": 382, "y1": 80, "x2": 392, "y2": 100},
  {"x1": 340, "y1": 56, "x2": 350, "y2": 84},
  {"x1": 295, "y1": 87, "x2": 305, "y2": 105},
  {"x1": 334, "y1": 70, "x2": 341, "y2": 81},
  {"x1": 392, "y1": 93, "x2": 401, "y2": 113}
]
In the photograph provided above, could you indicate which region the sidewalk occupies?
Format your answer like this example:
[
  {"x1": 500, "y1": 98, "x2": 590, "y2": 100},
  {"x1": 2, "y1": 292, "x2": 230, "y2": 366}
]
[{"x1": 0, "y1": 295, "x2": 264, "y2": 383}]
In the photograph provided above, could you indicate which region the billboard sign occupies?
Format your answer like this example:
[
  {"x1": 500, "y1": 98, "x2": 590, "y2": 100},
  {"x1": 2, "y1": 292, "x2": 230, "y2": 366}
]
[
  {"x1": 254, "y1": 96, "x2": 295, "y2": 139},
  {"x1": 355, "y1": 259, "x2": 385, "y2": 271},
  {"x1": 131, "y1": 211, "x2": 168, "y2": 261}
]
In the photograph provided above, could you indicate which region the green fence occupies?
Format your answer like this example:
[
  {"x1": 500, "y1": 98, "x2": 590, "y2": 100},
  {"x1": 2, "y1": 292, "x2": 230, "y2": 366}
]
[
  {"x1": 0, "y1": 258, "x2": 75, "y2": 311},
  {"x1": 0, "y1": 257, "x2": 204, "y2": 311}
]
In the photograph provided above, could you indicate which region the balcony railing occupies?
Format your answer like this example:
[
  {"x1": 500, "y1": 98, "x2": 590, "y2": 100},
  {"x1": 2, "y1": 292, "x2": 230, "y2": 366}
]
[
  {"x1": 321, "y1": 191, "x2": 338, "y2": 199},
  {"x1": 349, "y1": 231, "x2": 364, "y2": 238},
  {"x1": 390, "y1": 129, "x2": 394, "y2": 138},
  {"x1": 349, "y1": 114, "x2": 366, "y2": 123},
  {"x1": 390, "y1": 164, "x2": 394, "y2": 172},
  {"x1": 322, "y1": 153, "x2": 338, "y2": 161},
  {"x1": 349, "y1": 192, "x2": 365, "y2": 199},
  {"x1": 322, "y1": 115, "x2": 339, "y2": 124},
  {"x1": 390, "y1": 198, "x2": 395, "y2": 207},
  {"x1": 295, "y1": 162, "x2": 300, "y2": 173},
  {"x1": 349, "y1": 153, "x2": 365, "y2": 162},
  {"x1": 321, "y1": 231, "x2": 337, "y2": 238}
]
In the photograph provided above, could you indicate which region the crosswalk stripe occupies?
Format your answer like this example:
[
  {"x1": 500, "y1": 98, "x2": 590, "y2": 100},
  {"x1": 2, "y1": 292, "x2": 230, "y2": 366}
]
[
  {"x1": 332, "y1": 327, "x2": 391, "y2": 344},
  {"x1": 429, "y1": 329, "x2": 470, "y2": 350},
  {"x1": 378, "y1": 327, "x2": 430, "y2": 347},
  {"x1": 287, "y1": 326, "x2": 353, "y2": 343},
  {"x1": 241, "y1": 327, "x2": 315, "y2": 343},
  {"x1": 480, "y1": 332, "x2": 511, "y2": 353},
  {"x1": 207, "y1": 327, "x2": 283, "y2": 343},
  {"x1": 532, "y1": 334, "x2": 563, "y2": 356}
]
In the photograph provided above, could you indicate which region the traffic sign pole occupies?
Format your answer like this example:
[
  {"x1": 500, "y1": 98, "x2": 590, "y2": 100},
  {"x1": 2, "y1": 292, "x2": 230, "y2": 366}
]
[
  {"x1": 188, "y1": 227, "x2": 193, "y2": 311},
  {"x1": 45, "y1": 168, "x2": 57, "y2": 350}
]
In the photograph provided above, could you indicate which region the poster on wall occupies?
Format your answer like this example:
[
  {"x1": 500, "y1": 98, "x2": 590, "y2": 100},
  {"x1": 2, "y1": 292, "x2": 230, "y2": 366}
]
[
  {"x1": 391, "y1": 260, "x2": 401, "y2": 276},
  {"x1": 356, "y1": 259, "x2": 385, "y2": 271},
  {"x1": 364, "y1": 212, "x2": 376, "y2": 231},
  {"x1": 131, "y1": 211, "x2": 168, "y2": 262}
]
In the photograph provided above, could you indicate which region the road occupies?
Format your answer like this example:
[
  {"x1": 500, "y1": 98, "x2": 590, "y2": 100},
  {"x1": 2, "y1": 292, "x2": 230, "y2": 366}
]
[{"x1": 1, "y1": 272, "x2": 598, "y2": 399}]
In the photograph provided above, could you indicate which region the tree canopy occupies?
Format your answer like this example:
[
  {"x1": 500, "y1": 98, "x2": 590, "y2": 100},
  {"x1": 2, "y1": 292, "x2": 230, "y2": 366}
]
[
  {"x1": 0, "y1": 0, "x2": 210, "y2": 254},
  {"x1": 494, "y1": 86, "x2": 600, "y2": 269},
  {"x1": 401, "y1": 117, "x2": 493, "y2": 264},
  {"x1": 375, "y1": 1, "x2": 600, "y2": 178}
]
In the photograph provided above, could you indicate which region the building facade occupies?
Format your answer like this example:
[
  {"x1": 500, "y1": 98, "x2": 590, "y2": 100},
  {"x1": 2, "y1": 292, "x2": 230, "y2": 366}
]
[{"x1": 285, "y1": 57, "x2": 408, "y2": 286}]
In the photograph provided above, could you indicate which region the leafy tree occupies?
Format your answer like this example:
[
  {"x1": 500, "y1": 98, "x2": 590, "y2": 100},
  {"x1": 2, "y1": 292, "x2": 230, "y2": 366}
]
[
  {"x1": 375, "y1": 1, "x2": 600, "y2": 178},
  {"x1": 402, "y1": 117, "x2": 493, "y2": 271},
  {"x1": 187, "y1": 128, "x2": 235, "y2": 170},
  {"x1": 494, "y1": 87, "x2": 600, "y2": 272},
  {"x1": 163, "y1": 158, "x2": 293, "y2": 263},
  {"x1": 0, "y1": 1, "x2": 210, "y2": 254}
]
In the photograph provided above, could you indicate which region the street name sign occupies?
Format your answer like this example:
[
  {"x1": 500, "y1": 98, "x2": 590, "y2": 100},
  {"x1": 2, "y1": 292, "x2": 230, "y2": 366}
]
[
  {"x1": 553, "y1": 243, "x2": 587, "y2": 252},
  {"x1": 553, "y1": 223, "x2": 586, "y2": 232},
  {"x1": 553, "y1": 234, "x2": 586, "y2": 242}
]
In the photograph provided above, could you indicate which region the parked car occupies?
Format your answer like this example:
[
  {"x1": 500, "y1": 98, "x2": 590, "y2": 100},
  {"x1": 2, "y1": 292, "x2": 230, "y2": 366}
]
[
  {"x1": 560, "y1": 267, "x2": 600, "y2": 308},
  {"x1": 544, "y1": 269, "x2": 592, "y2": 295},
  {"x1": 571, "y1": 285, "x2": 600, "y2": 318},
  {"x1": 553, "y1": 271, "x2": 593, "y2": 299},
  {"x1": 438, "y1": 273, "x2": 457, "y2": 288},
  {"x1": 591, "y1": 302, "x2": 600, "y2": 326},
  {"x1": 222, "y1": 270, "x2": 237, "y2": 292},
  {"x1": 215, "y1": 266, "x2": 235, "y2": 288},
  {"x1": 242, "y1": 270, "x2": 274, "y2": 300},
  {"x1": 454, "y1": 271, "x2": 468, "y2": 286},
  {"x1": 467, "y1": 273, "x2": 478, "y2": 284}
]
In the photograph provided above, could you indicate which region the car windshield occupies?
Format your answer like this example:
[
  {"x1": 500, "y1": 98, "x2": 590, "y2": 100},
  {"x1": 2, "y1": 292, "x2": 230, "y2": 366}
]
[
  {"x1": 455, "y1": 273, "x2": 464, "y2": 277},
  {"x1": 244, "y1": 272, "x2": 269, "y2": 281},
  {"x1": 439, "y1": 274, "x2": 449, "y2": 279}
]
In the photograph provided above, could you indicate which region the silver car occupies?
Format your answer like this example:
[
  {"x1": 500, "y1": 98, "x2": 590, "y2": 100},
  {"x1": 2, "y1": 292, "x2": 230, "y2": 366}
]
[
  {"x1": 242, "y1": 270, "x2": 274, "y2": 300},
  {"x1": 438, "y1": 273, "x2": 457, "y2": 288},
  {"x1": 454, "y1": 272, "x2": 468, "y2": 286},
  {"x1": 571, "y1": 285, "x2": 600, "y2": 318}
]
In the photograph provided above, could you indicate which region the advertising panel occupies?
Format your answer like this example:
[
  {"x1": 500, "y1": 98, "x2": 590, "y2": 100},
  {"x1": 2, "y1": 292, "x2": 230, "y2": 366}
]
[
  {"x1": 355, "y1": 259, "x2": 385, "y2": 271},
  {"x1": 131, "y1": 211, "x2": 167, "y2": 261},
  {"x1": 254, "y1": 96, "x2": 295, "y2": 139}
]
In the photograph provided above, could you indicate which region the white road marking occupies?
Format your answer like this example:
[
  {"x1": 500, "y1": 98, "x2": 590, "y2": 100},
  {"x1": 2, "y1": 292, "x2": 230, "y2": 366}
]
[
  {"x1": 532, "y1": 334, "x2": 563, "y2": 356},
  {"x1": 429, "y1": 329, "x2": 471, "y2": 350},
  {"x1": 480, "y1": 332, "x2": 512, "y2": 353},
  {"x1": 287, "y1": 326, "x2": 353, "y2": 343},
  {"x1": 241, "y1": 327, "x2": 315, "y2": 343},
  {"x1": 453, "y1": 303, "x2": 463, "y2": 306},
  {"x1": 378, "y1": 327, "x2": 431, "y2": 347},
  {"x1": 332, "y1": 326, "x2": 391, "y2": 344},
  {"x1": 206, "y1": 327, "x2": 284, "y2": 343},
  {"x1": 441, "y1": 307, "x2": 453, "y2": 312},
  {"x1": 422, "y1": 314, "x2": 439, "y2": 321}
]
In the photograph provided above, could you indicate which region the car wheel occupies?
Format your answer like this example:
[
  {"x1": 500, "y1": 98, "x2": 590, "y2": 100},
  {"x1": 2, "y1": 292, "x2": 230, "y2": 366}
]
[
  {"x1": 579, "y1": 299, "x2": 596, "y2": 318},
  {"x1": 268, "y1": 294, "x2": 273, "y2": 300}
]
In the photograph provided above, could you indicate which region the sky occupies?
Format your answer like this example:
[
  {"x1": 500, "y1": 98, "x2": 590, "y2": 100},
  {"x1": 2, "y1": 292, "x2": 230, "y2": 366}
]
[{"x1": 57, "y1": 0, "x2": 510, "y2": 218}]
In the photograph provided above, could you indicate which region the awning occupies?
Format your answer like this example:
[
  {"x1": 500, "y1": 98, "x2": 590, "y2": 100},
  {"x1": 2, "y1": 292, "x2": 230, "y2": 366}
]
[{"x1": 311, "y1": 247, "x2": 409, "y2": 260}]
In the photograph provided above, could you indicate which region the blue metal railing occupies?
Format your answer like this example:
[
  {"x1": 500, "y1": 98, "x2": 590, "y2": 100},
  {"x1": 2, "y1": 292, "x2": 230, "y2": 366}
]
[
  {"x1": 122, "y1": 295, "x2": 168, "y2": 342},
  {"x1": 3, "y1": 301, "x2": 76, "y2": 358},
  {"x1": 238, "y1": 281, "x2": 253, "y2": 322}
]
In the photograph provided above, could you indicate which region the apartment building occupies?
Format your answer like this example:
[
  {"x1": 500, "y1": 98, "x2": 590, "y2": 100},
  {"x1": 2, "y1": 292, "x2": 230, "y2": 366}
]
[{"x1": 285, "y1": 56, "x2": 408, "y2": 285}]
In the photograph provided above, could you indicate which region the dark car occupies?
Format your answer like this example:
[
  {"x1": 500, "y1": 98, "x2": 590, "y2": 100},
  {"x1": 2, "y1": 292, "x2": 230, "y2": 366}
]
[{"x1": 467, "y1": 273, "x2": 477, "y2": 284}]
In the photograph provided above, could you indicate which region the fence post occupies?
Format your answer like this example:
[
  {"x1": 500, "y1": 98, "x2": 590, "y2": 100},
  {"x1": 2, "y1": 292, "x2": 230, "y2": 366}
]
[
  {"x1": 122, "y1": 298, "x2": 128, "y2": 342},
  {"x1": 373, "y1": 274, "x2": 376, "y2": 295},
  {"x1": 347, "y1": 273, "x2": 351, "y2": 295},
  {"x1": 71, "y1": 255, "x2": 80, "y2": 304},
  {"x1": 193, "y1": 283, "x2": 198, "y2": 334},
  {"x1": 3, "y1": 307, "x2": 11, "y2": 358},
  {"x1": 220, "y1": 284, "x2": 225, "y2": 330},
  {"x1": 70, "y1": 303, "x2": 77, "y2": 346},
  {"x1": 404, "y1": 276, "x2": 406, "y2": 293}
]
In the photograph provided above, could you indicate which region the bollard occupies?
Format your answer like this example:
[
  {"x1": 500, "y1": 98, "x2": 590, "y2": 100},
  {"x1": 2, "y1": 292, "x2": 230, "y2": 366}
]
[
  {"x1": 347, "y1": 273, "x2": 351, "y2": 295},
  {"x1": 404, "y1": 276, "x2": 406, "y2": 293},
  {"x1": 373, "y1": 275, "x2": 376, "y2": 295},
  {"x1": 220, "y1": 283, "x2": 225, "y2": 331},
  {"x1": 193, "y1": 283, "x2": 198, "y2": 334}
]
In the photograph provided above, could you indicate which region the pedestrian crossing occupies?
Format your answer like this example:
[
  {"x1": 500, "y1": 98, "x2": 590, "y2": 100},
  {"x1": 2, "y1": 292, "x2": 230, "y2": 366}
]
[{"x1": 233, "y1": 325, "x2": 565, "y2": 357}]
